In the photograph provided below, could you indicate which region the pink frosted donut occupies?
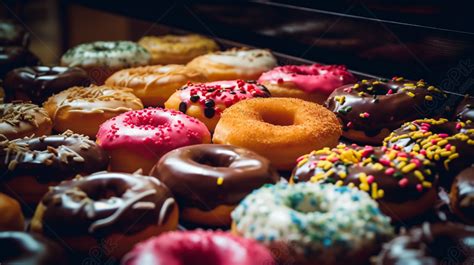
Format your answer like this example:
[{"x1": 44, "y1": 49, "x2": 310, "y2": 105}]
[
  {"x1": 122, "y1": 230, "x2": 276, "y2": 265},
  {"x1": 96, "y1": 108, "x2": 211, "y2": 173},
  {"x1": 258, "y1": 64, "x2": 356, "y2": 104},
  {"x1": 165, "y1": 80, "x2": 270, "y2": 131}
]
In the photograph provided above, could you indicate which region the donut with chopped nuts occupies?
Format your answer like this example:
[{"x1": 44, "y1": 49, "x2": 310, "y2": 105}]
[
  {"x1": 0, "y1": 103, "x2": 52, "y2": 140},
  {"x1": 325, "y1": 77, "x2": 447, "y2": 145},
  {"x1": 0, "y1": 131, "x2": 109, "y2": 205}
]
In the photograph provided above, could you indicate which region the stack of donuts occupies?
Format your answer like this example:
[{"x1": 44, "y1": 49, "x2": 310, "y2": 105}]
[{"x1": 0, "y1": 20, "x2": 472, "y2": 265}]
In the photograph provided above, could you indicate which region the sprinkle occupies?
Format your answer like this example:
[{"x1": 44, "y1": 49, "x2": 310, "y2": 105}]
[
  {"x1": 398, "y1": 178, "x2": 409, "y2": 187},
  {"x1": 359, "y1": 112, "x2": 370, "y2": 118},
  {"x1": 422, "y1": 181, "x2": 432, "y2": 188},
  {"x1": 217, "y1": 177, "x2": 224, "y2": 185},
  {"x1": 406, "y1": 92, "x2": 415, "y2": 97},
  {"x1": 366, "y1": 175, "x2": 375, "y2": 184},
  {"x1": 424, "y1": 95, "x2": 433, "y2": 101},
  {"x1": 416, "y1": 184, "x2": 423, "y2": 192},
  {"x1": 385, "y1": 168, "x2": 395, "y2": 175},
  {"x1": 414, "y1": 170, "x2": 425, "y2": 181},
  {"x1": 401, "y1": 163, "x2": 417, "y2": 173},
  {"x1": 335, "y1": 180, "x2": 344, "y2": 187}
]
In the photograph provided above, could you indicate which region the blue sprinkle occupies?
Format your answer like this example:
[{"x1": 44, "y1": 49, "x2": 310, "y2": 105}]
[
  {"x1": 256, "y1": 234, "x2": 265, "y2": 241},
  {"x1": 351, "y1": 194, "x2": 360, "y2": 201},
  {"x1": 323, "y1": 237, "x2": 332, "y2": 247},
  {"x1": 290, "y1": 212, "x2": 304, "y2": 228},
  {"x1": 310, "y1": 197, "x2": 318, "y2": 206},
  {"x1": 335, "y1": 186, "x2": 349, "y2": 193}
]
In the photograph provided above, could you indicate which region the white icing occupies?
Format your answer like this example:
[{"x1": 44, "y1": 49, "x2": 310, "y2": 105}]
[{"x1": 207, "y1": 49, "x2": 277, "y2": 75}]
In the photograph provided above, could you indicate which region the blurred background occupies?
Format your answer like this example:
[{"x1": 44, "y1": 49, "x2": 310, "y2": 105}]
[{"x1": 1, "y1": 0, "x2": 473, "y2": 94}]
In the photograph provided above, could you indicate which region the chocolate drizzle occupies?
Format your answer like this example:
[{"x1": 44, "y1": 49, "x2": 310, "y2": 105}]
[
  {"x1": 0, "y1": 130, "x2": 109, "y2": 183},
  {"x1": 3, "y1": 66, "x2": 91, "y2": 104},
  {"x1": 325, "y1": 77, "x2": 447, "y2": 144},
  {"x1": 0, "y1": 231, "x2": 68, "y2": 265},
  {"x1": 151, "y1": 144, "x2": 280, "y2": 210},
  {"x1": 39, "y1": 172, "x2": 176, "y2": 236},
  {"x1": 375, "y1": 222, "x2": 474, "y2": 265}
]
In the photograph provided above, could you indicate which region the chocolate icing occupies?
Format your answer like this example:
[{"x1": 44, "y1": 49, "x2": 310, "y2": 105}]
[
  {"x1": 151, "y1": 144, "x2": 280, "y2": 210},
  {"x1": 0, "y1": 20, "x2": 29, "y2": 46},
  {"x1": 0, "y1": 131, "x2": 109, "y2": 183},
  {"x1": 3, "y1": 66, "x2": 91, "y2": 104},
  {"x1": 450, "y1": 167, "x2": 474, "y2": 224},
  {"x1": 0, "y1": 231, "x2": 68, "y2": 265},
  {"x1": 0, "y1": 46, "x2": 39, "y2": 78},
  {"x1": 40, "y1": 172, "x2": 176, "y2": 236},
  {"x1": 292, "y1": 145, "x2": 437, "y2": 203},
  {"x1": 325, "y1": 77, "x2": 447, "y2": 142},
  {"x1": 385, "y1": 119, "x2": 474, "y2": 186},
  {"x1": 455, "y1": 96, "x2": 474, "y2": 123},
  {"x1": 375, "y1": 222, "x2": 474, "y2": 265}
]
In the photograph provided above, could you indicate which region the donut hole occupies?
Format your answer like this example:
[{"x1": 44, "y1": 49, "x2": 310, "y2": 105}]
[
  {"x1": 260, "y1": 109, "x2": 294, "y2": 126},
  {"x1": 83, "y1": 182, "x2": 128, "y2": 201},
  {"x1": 194, "y1": 153, "x2": 234, "y2": 168},
  {"x1": 125, "y1": 114, "x2": 169, "y2": 128}
]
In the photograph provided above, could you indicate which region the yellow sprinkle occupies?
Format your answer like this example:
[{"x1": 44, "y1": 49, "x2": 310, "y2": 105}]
[
  {"x1": 359, "y1": 173, "x2": 368, "y2": 183},
  {"x1": 448, "y1": 153, "x2": 459, "y2": 160},
  {"x1": 377, "y1": 189, "x2": 385, "y2": 198},
  {"x1": 348, "y1": 183, "x2": 355, "y2": 188},
  {"x1": 371, "y1": 182, "x2": 378, "y2": 199},
  {"x1": 414, "y1": 170, "x2": 424, "y2": 181},
  {"x1": 338, "y1": 171, "x2": 347, "y2": 178},
  {"x1": 424, "y1": 95, "x2": 433, "y2": 101},
  {"x1": 359, "y1": 182, "x2": 370, "y2": 191},
  {"x1": 424, "y1": 169, "x2": 432, "y2": 175},
  {"x1": 406, "y1": 92, "x2": 415, "y2": 97},
  {"x1": 297, "y1": 158, "x2": 308, "y2": 168},
  {"x1": 402, "y1": 163, "x2": 417, "y2": 173},
  {"x1": 335, "y1": 180, "x2": 344, "y2": 187},
  {"x1": 217, "y1": 177, "x2": 224, "y2": 185},
  {"x1": 353, "y1": 84, "x2": 360, "y2": 89},
  {"x1": 437, "y1": 140, "x2": 448, "y2": 146},
  {"x1": 422, "y1": 181, "x2": 432, "y2": 188},
  {"x1": 413, "y1": 144, "x2": 421, "y2": 152},
  {"x1": 358, "y1": 91, "x2": 365, "y2": 96},
  {"x1": 372, "y1": 163, "x2": 384, "y2": 171}
]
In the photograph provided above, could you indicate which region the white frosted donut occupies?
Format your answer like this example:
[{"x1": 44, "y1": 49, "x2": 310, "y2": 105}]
[{"x1": 232, "y1": 182, "x2": 394, "y2": 265}]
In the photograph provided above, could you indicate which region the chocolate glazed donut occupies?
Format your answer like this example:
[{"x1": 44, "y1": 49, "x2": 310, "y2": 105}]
[
  {"x1": 325, "y1": 77, "x2": 447, "y2": 145},
  {"x1": 450, "y1": 166, "x2": 474, "y2": 225},
  {"x1": 150, "y1": 144, "x2": 280, "y2": 226},
  {"x1": 0, "y1": 231, "x2": 68, "y2": 265},
  {"x1": 375, "y1": 222, "x2": 474, "y2": 265},
  {"x1": 0, "y1": 130, "x2": 109, "y2": 205},
  {"x1": 3, "y1": 66, "x2": 91, "y2": 104}
]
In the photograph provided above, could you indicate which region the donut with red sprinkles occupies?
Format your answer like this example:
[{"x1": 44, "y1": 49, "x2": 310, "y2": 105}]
[{"x1": 96, "y1": 108, "x2": 211, "y2": 173}]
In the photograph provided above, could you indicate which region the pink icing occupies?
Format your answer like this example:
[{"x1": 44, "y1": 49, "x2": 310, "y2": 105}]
[
  {"x1": 96, "y1": 108, "x2": 210, "y2": 159},
  {"x1": 122, "y1": 230, "x2": 276, "y2": 265},
  {"x1": 258, "y1": 64, "x2": 357, "y2": 95},
  {"x1": 179, "y1": 80, "x2": 270, "y2": 115}
]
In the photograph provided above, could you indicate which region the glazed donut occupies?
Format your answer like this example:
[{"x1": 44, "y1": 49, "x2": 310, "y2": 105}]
[
  {"x1": 291, "y1": 144, "x2": 438, "y2": 221},
  {"x1": 0, "y1": 232, "x2": 68, "y2": 264},
  {"x1": 122, "y1": 230, "x2": 276, "y2": 265},
  {"x1": 150, "y1": 144, "x2": 280, "y2": 226},
  {"x1": 0, "y1": 20, "x2": 29, "y2": 46},
  {"x1": 384, "y1": 118, "x2": 474, "y2": 185},
  {"x1": 455, "y1": 96, "x2": 474, "y2": 122},
  {"x1": 43, "y1": 85, "x2": 143, "y2": 138},
  {"x1": 0, "y1": 192, "x2": 24, "y2": 231},
  {"x1": 3, "y1": 66, "x2": 90, "y2": 104},
  {"x1": 449, "y1": 166, "x2": 474, "y2": 224},
  {"x1": 213, "y1": 97, "x2": 341, "y2": 170},
  {"x1": 0, "y1": 46, "x2": 39, "y2": 77},
  {"x1": 165, "y1": 80, "x2": 271, "y2": 131},
  {"x1": 374, "y1": 222, "x2": 474, "y2": 265},
  {"x1": 61, "y1": 41, "x2": 151, "y2": 85},
  {"x1": 325, "y1": 77, "x2": 447, "y2": 145},
  {"x1": 187, "y1": 48, "x2": 277, "y2": 81},
  {"x1": 96, "y1": 108, "x2": 211, "y2": 173},
  {"x1": 0, "y1": 103, "x2": 52, "y2": 140},
  {"x1": 105, "y1": 64, "x2": 206, "y2": 107},
  {"x1": 138, "y1": 34, "x2": 219, "y2": 65},
  {"x1": 231, "y1": 183, "x2": 394, "y2": 265},
  {"x1": 31, "y1": 172, "x2": 178, "y2": 259},
  {"x1": 258, "y1": 64, "x2": 356, "y2": 104},
  {"x1": 0, "y1": 131, "x2": 109, "y2": 205}
]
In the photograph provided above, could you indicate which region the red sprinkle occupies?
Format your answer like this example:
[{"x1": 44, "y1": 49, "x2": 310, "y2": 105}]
[
  {"x1": 385, "y1": 168, "x2": 395, "y2": 175},
  {"x1": 398, "y1": 178, "x2": 409, "y2": 187},
  {"x1": 416, "y1": 184, "x2": 423, "y2": 192},
  {"x1": 366, "y1": 175, "x2": 375, "y2": 184}
]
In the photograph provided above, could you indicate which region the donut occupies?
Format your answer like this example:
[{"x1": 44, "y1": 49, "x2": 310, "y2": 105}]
[
  {"x1": 325, "y1": 77, "x2": 447, "y2": 145},
  {"x1": 165, "y1": 80, "x2": 271, "y2": 131},
  {"x1": 0, "y1": 192, "x2": 24, "y2": 231},
  {"x1": 0, "y1": 231, "x2": 68, "y2": 264},
  {"x1": 213, "y1": 97, "x2": 341, "y2": 170},
  {"x1": 0, "y1": 131, "x2": 109, "y2": 205},
  {"x1": 105, "y1": 64, "x2": 206, "y2": 107},
  {"x1": 291, "y1": 144, "x2": 438, "y2": 221},
  {"x1": 96, "y1": 108, "x2": 211, "y2": 173},
  {"x1": 150, "y1": 144, "x2": 280, "y2": 226},
  {"x1": 257, "y1": 64, "x2": 356, "y2": 104},
  {"x1": 0, "y1": 20, "x2": 29, "y2": 46},
  {"x1": 455, "y1": 95, "x2": 474, "y2": 122},
  {"x1": 374, "y1": 222, "x2": 474, "y2": 265},
  {"x1": 384, "y1": 118, "x2": 474, "y2": 186},
  {"x1": 43, "y1": 85, "x2": 143, "y2": 138},
  {"x1": 0, "y1": 46, "x2": 39, "y2": 77},
  {"x1": 122, "y1": 230, "x2": 276, "y2": 265},
  {"x1": 0, "y1": 103, "x2": 52, "y2": 140},
  {"x1": 3, "y1": 66, "x2": 91, "y2": 104},
  {"x1": 30, "y1": 171, "x2": 178, "y2": 259},
  {"x1": 138, "y1": 34, "x2": 219, "y2": 65},
  {"x1": 61, "y1": 41, "x2": 151, "y2": 85},
  {"x1": 231, "y1": 182, "x2": 394, "y2": 265},
  {"x1": 187, "y1": 48, "x2": 277, "y2": 81},
  {"x1": 449, "y1": 166, "x2": 474, "y2": 224}
]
